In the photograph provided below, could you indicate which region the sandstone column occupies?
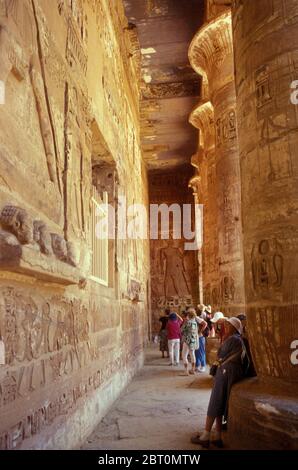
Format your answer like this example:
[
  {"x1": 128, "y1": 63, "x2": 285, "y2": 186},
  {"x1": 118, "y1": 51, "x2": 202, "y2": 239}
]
[
  {"x1": 189, "y1": 95, "x2": 220, "y2": 309},
  {"x1": 189, "y1": 9, "x2": 245, "y2": 313},
  {"x1": 227, "y1": 0, "x2": 298, "y2": 449}
]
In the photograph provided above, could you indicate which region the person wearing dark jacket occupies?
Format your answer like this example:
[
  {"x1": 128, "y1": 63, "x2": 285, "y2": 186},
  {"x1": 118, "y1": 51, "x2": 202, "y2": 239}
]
[
  {"x1": 237, "y1": 313, "x2": 256, "y2": 378},
  {"x1": 191, "y1": 317, "x2": 248, "y2": 448},
  {"x1": 159, "y1": 308, "x2": 170, "y2": 358}
]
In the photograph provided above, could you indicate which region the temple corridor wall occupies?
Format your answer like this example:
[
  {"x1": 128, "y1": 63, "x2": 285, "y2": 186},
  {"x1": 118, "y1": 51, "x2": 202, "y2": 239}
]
[
  {"x1": 149, "y1": 168, "x2": 199, "y2": 334},
  {"x1": 0, "y1": 0, "x2": 150, "y2": 449}
]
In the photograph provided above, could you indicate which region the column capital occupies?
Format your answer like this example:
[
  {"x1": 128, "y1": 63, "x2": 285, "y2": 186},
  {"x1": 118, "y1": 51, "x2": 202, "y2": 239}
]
[
  {"x1": 189, "y1": 11, "x2": 234, "y2": 94},
  {"x1": 188, "y1": 175, "x2": 201, "y2": 197},
  {"x1": 205, "y1": 0, "x2": 232, "y2": 22},
  {"x1": 189, "y1": 100, "x2": 215, "y2": 151}
]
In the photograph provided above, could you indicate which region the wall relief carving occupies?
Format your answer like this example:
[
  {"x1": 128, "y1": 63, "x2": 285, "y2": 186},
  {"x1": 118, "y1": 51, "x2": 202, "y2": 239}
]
[
  {"x1": 33, "y1": 220, "x2": 53, "y2": 256},
  {"x1": 66, "y1": 17, "x2": 87, "y2": 75},
  {"x1": 127, "y1": 279, "x2": 142, "y2": 302},
  {"x1": 204, "y1": 283, "x2": 212, "y2": 306},
  {"x1": 142, "y1": 80, "x2": 199, "y2": 100},
  {"x1": 160, "y1": 241, "x2": 190, "y2": 298},
  {"x1": 0, "y1": 0, "x2": 149, "y2": 451},
  {"x1": 0, "y1": 205, "x2": 34, "y2": 245},
  {"x1": 215, "y1": 108, "x2": 237, "y2": 146},
  {"x1": 256, "y1": 65, "x2": 272, "y2": 109},
  {"x1": 1, "y1": 287, "x2": 90, "y2": 366},
  {"x1": 0, "y1": 340, "x2": 143, "y2": 449},
  {"x1": 220, "y1": 275, "x2": 235, "y2": 304},
  {"x1": 251, "y1": 239, "x2": 283, "y2": 294},
  {"x1": 0, "y1": 205, "x2": 78, "y2": 267}
]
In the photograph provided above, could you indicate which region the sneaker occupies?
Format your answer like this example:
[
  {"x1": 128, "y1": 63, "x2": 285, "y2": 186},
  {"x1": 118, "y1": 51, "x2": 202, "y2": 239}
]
[
  {"x1": 199, "y1": 366, "x2": 206, "y2": 372},
  {"x1": 174, "y1": 362, "x2": 179, "y2": 366}
]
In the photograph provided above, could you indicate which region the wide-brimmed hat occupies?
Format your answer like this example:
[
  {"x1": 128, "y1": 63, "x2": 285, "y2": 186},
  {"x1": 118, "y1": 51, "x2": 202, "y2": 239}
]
[
  {"x1": 211, "y1": 312, "x2": 225, "y2": 323},
  {"x1": 197, "y1": 303, "x2": 206, "y2": 311},
  {"x1": 225, "y1": 317, "x2": 243, "y2": 334},
  {"x1": 205, "y1": 305, "x2": 212, "y2": 313}
]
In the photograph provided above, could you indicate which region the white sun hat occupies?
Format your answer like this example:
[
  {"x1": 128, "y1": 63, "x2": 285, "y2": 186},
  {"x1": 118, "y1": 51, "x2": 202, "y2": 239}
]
[{"x1": 211, "y1": 312, "x2": 225, "y2": 323}]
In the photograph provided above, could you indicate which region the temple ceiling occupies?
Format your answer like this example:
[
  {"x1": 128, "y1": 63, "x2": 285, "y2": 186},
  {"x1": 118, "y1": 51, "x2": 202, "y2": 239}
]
[{"x1": 123, "y1": 0, "x2": 204, "y2": 170}]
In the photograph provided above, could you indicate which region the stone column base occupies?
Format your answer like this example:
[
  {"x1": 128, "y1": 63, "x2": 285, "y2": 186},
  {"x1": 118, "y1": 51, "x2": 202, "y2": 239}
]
[{"x1": 228, "y1": 378, "x2": 298, "y2": 450}]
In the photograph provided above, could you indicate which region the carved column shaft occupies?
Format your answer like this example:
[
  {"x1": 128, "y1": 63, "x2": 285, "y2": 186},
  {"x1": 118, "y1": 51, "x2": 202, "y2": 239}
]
[
  {"x1": 228, "y1": 0, "x2": 298, "y2": 450},
  {"x1": 213, "y1": 78, "x2": 244, "y2": 312},
  {"x1": 190, "y1": 101, "x2": 219, "y2": 308},
  {"x1": 189, "y1": 10, "x2": 245, "y2": 312}
]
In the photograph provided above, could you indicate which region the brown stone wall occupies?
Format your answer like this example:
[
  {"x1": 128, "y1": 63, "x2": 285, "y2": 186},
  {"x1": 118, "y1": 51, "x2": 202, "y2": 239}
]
[
  {"x1": 149, "y1": 168, "x2": 199, "y2": 334},
  {"x1": 0, "y1": 0, "x2": 150, "y2": 449}
]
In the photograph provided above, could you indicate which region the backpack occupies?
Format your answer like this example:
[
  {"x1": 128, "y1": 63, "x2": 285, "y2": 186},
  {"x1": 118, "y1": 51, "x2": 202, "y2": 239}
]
[
  {"x1": 203, "y1": 326, "x2": 210, "y2": 338},
  {"x1": 241, "y1": 337, "x2": 257, "y2": 377},
  {"x1": 202, "y1": 318, "x2": 213, "y2": 338}
]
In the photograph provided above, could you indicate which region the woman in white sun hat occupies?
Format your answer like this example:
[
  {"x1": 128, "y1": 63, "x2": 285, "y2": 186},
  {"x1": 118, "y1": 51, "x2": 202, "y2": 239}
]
[
  {"x1": 191, "y1": 316, "x2": 248, "y2": 449},
  {"x1": 211, "y1": 312, "x2": 226, "y2": 343}
]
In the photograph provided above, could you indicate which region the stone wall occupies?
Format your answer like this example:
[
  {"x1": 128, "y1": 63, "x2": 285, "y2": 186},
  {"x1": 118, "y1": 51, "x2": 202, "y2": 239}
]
[
  {"x1": 149, "y1": 168, "x2": 199, "y2": 334},
  {"x1": 0, "y1": 0, "x2": 150, "y2": 449}
]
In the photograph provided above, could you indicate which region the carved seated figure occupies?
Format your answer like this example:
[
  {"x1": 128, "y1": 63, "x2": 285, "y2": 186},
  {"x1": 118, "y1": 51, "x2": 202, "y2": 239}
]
[
  {"x1": 0, "y1": 205, "x2": 78, "y2": 267},
  {"x1": 128, "y1": 279, "x2": 141, "y2": 301},
  {"x1": 51, "y1": 234, "x2": 68, "y2": 262},
  {"x1": 33, "y1": 220, "x2": 53, "y2": 256},
  {"x1": 66, "y1": 241, "x2": 78, "y2": 267},
  {"x1": 0, "y1": 205, "x2": 33, "y2": 245},
  {"x1": 0, "y1": 230, "x2": 22, "y2": 262}
]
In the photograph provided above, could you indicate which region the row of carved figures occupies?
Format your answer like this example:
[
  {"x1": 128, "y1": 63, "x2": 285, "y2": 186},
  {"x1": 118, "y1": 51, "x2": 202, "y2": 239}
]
[{"x1": 0, "y1": 204, "x2": 77, "y2": 267}]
